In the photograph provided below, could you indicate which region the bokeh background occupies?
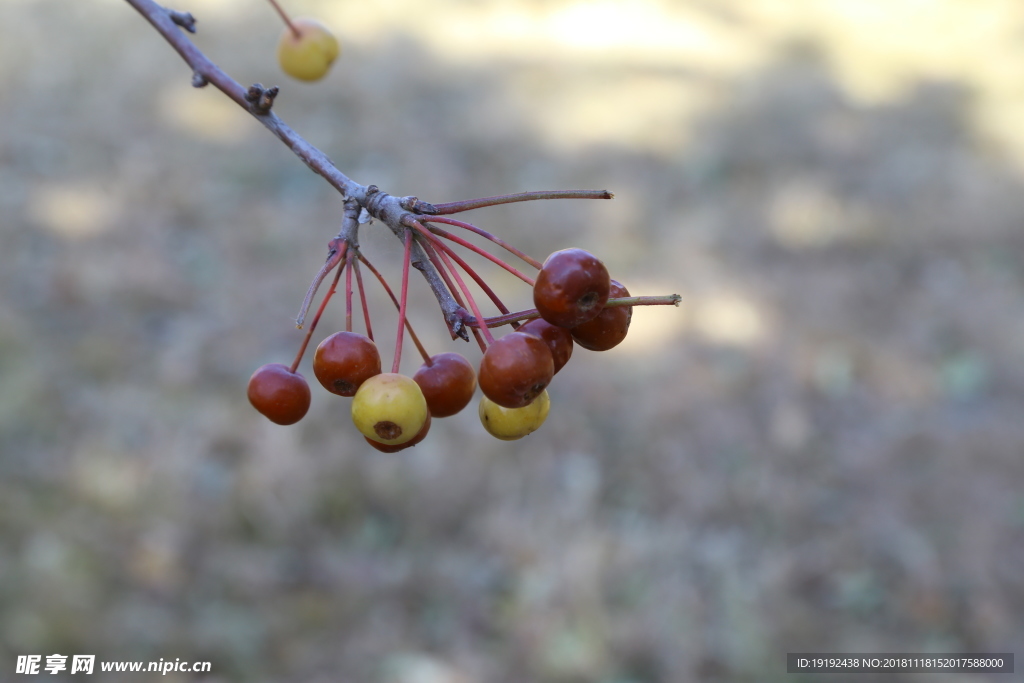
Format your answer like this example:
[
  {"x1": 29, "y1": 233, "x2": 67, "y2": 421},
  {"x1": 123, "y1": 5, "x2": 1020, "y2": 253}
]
[{"x1": 2, "y1": 0, "x2": 1024, "y2": 681}]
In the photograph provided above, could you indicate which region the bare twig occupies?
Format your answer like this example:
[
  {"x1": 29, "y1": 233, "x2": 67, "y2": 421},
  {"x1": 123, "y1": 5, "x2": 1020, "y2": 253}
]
[
  {"x1": 406, "y1": 218, "x2": 516, "y2": 322},
  {"x1": 422, "y1": 214, "x2": 544, "y2": 270},
  {"x1": 431, "y1": 189, "x2": 613, "y2": 215},
  {"x1": 122, "y1": 0, "x2": 682, "y2": 348},
  {"x1": 125, "y1": 0, "x2": 357, "y2": 194},
  {"x1": 393, "y1": 229, "x2": 414, "y2": 373},
  {"x1": 123, "y1": 0, "x2": 467, "y2": 335},
  {"x1": 290, "y1": 256, "x2": 346, "y2": 373},
  {"x1": 421, "y1": 222, "x2": 536, "y2": 286},
  {"x1": 357, "y1": 254, "x2": 432, "y2": 364},
  {"x1": 353, "y1": 259, "x2": 373, "y2": 341},
  {"x1": 470, "y1": 294, "x2": 683, "y2": 328}
]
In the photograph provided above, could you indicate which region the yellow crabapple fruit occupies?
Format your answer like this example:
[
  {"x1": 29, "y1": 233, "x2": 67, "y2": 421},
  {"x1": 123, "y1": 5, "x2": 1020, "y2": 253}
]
[
  {"x1": 277, "y1": 18, "x2": 340, "y2": 82},
  {"x1": 478, "y1": 390, "x2": 550, "y2": 441},
  {"x1": 351, "y1": 373, "x2": 429, "y2": 446}
]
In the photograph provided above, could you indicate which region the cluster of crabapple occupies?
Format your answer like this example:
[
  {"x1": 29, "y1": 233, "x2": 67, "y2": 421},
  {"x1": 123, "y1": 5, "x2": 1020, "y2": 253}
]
[
  {"x1": 477, "y1": 248, "x2": 632, "y2": 440},
  {"x1": 124, "y1": 0, "x2": 679, "y2": 449},
  {"x1": 241, "y1": 2, "x2": 666, "y2": 449},
  {"x1": 247, "y1": 246, "x2": 634, "y2": 449}
]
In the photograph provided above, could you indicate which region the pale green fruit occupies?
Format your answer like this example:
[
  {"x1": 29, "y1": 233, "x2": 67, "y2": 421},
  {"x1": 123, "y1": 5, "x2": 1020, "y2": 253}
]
[
  {"x1": 351, "y1": 373, "x2": 428, "y2": 446},
  {"x1": 277, "y1": 18, "x2": 340, "y2": 82},
  {"x1": 478, "y1": 390, "x2": 550, "y2": 440}
]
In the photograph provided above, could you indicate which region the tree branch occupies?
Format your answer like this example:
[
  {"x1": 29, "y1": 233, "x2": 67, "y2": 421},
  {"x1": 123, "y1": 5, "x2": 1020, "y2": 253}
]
[{"x1": 123, "y1": 0, "x2": 466, "y2": 337}]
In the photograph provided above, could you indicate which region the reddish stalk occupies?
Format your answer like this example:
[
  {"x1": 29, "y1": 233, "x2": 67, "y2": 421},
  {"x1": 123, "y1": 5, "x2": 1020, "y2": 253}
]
[
  {"x1": 414, "y1": 228, "x2": 495, "y2": 346},
  {"x1": 439, "y1": 250, "x2": 495, "y2": 345},
  {"x1": 473, "y1": 294, "x2": 684, "y2": 328},
  {"x1": 265, "y1": 0, "x2": 301, "y2": 38},
  {"x1": 418, "y1": 241, "x2": 488, "y2": 354},
  {"x1": 423, "y1": 224, "x2": 536, "y2": 286},
  {"x1": 431, "y1": 189, "x2": 613, "y2": 215},
  {"x1": 357, "y1": 254, "x2": 432, "y2": 364},
  {"x1": 406, "y1": 220, "x2": 515, "y2": 320},
  {"x1": 437, "y1": 241, "x2": 515, "y2": 321},
  {"x1": 392, "y1": 229, "x2": 414, "y2": 374},
  {"x1": 290, "y1": 258, "x2": 347, "y2": 373},
  {"x1": 422, "y1": 215, "x2": 543, "y2": 270},
  {"x1": 344, "y1": 256, "x2": 353, "y2": 333},
  {"x1": 296, "y1": 240, "x2": 348, "y2": 328},
  {"x1": 352, "y1": 258, "x2": 373, "y2": 341}
]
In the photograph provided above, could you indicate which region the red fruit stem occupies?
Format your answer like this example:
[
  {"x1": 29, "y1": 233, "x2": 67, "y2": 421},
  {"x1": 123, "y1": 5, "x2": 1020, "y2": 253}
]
[
  {"x1": 420, "y1": 231, "x2": 495, "y2": 346},
  {"x1": 419, "y1": 241, "x2": 488, "y2": 354},
  {"x1": 435, "y1": 239, "x2": 516, "y2": 322},
  {"x1": 422, "y1": 216, "x2": 543, "y2": 270},
  {"x1": 431, "y1": 189, "x2": 614, "y2": 215},
  {"x1": 407, "y1": 220, "x2": 516, "y2": 319},
  {"x1": 424, "y1": 224, "x2": 536, "y2": 286},
  {"x1": 474, "y1": 294, "x2": 683, "y2": 328},
  {"x1": 344, "y1": 257, "x2": 353, "y2": 333},
  {"x1": 290, "y1": 257, "x2": 347, "y2": 373},
  {"x1": 352, "y1": 258, "x2": 374, "y2": 341},
  {"x1": 357, "y1": 254, "x2": 432, "y2": 364},
  {"x1": 392, "y1": 229, "x2": 414, "y2": 374},
  {"x1": 265, "y1": 0, "x2": 301, "y2": 38},
  {"x1": 296, "y1": 239, "x2": 347, "y2": 328}
]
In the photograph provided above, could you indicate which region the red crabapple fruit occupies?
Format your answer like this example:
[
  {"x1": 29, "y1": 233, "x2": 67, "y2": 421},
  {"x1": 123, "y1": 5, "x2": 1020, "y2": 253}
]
[
  {"x1": 247, "y1": 363, "x2": 311, "y2": 425},
  {"x1": 571, "y1": 279, "x2": 632, "y2": 351},
  {"x1": 517, "y1": 317, "x2": 574, "y2": 374},
  {"x1": 313, "y1": 331, "x2": 381, "y2": 396},
  {"x1": 533, "y1": 248, "x2": 610, "y2": 328},
  {"x1": 478, "y1": 332, "x2": 554, "y2": 409},
  {"x1": 413, "y1": 352, "x2": 477, "y2": 417}
]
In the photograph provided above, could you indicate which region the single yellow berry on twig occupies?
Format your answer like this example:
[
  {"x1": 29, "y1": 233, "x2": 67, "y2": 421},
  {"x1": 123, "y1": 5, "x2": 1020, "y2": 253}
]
[{"x1": 277, "y1": 18, "x2": 339, "y2": 82}]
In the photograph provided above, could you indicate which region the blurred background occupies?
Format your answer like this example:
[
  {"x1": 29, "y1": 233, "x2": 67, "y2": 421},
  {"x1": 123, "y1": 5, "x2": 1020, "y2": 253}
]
[{"x1": 2, "y1": 0, "x2": 1023, "y2": 680}]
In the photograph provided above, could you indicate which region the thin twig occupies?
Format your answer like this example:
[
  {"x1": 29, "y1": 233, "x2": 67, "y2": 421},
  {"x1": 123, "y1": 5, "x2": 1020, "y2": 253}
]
[
  {"x1": 422, "y1": 215, "x2": 544, "y2": 270},
  {"x1": 124, "y1": 0, "x2": 466, "y2": 335},
  {"x1": 344, "y1": 255, "x2": 353, "y2": 333},
  {"x1": 431, "y1": 189, "x2": 613, "y2": 215},
  {"x1": 290, "y1": 257, "x2": 346, "y2": 372},
  {"x1": 393, "y1": 229, "x2": 413, "y2": 374},
  {"x1": 410, "y1": 225, "x2": 495, "y2": 346},
  {"x1": 297, "y1": 240, "x2": 348, "y2": 327},
  {"x1": 358, "y1": 254, "x2": 432, "y2": 363},
  {"x1": 472, "y1": 294, "x2": 683, "y2": 328},
  {"x1": 352, "y1": 258, "x2": 373, "y2": 341},
  {"x1": 264, "y1": 0, "x2": 300, "y2": 38},
  {"x1": 418, "y1": 241, "x2": 487, "y2": 353},
  {"x1": 424, "y1": 224, "x2": 535, "y2": 286},
  {"x1": 406, "y1": 219, "x2": 514, "y2": 324}
]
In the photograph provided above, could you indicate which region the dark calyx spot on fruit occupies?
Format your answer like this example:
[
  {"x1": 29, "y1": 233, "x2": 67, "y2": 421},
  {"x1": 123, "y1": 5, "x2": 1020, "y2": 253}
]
[
  {"x1": 578, "y1": 292, "x2": 600, "y2": 311},
  {"x1": 525, "y1": 382, "x2": 547, "y2": 402},
  {"x1": 374, "y1": 421, "x2": 402, "y2": 440},
  {"x1": 333, "y1": 379, "x2": 356, "y2": 395}
]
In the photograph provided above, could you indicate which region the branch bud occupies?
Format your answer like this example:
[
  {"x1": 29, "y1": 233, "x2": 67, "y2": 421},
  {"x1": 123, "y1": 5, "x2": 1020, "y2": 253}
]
[
  {"x1": 168, "y1": 9, "x2": 197, "y2": 33},
  {"x1": 244, "y1": 83, "x2": 278, "y2": 114}
]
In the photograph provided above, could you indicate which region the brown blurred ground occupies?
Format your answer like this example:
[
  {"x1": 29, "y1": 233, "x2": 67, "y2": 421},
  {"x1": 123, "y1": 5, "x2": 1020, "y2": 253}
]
[{"x1": 1, "y1": 0, "x2": 1023, "y2": 681}]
